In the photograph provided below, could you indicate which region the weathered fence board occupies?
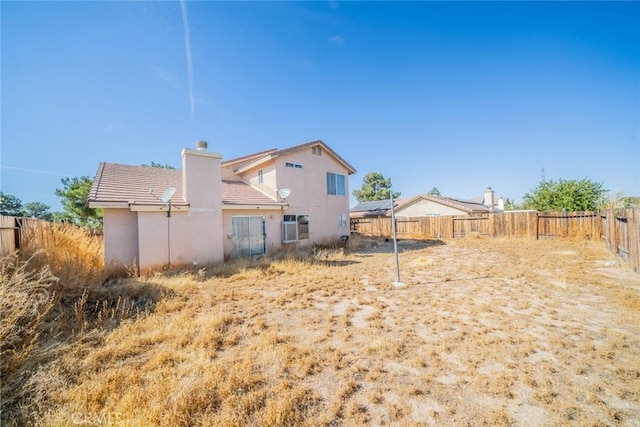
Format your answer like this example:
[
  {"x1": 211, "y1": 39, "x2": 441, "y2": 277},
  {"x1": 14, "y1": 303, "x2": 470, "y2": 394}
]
[
  {"x1": 537, "y1": 212, "x2": 601, "y2": 240},
  {"x1": 0, "y1": 216, "x2": 66, "y2": 257},
  {"x1": 600, "y1": 209, "x2": 640, "y2": 273},
  {"x1": 0, "y1": 216, "x2": 17, "y2": 256}
]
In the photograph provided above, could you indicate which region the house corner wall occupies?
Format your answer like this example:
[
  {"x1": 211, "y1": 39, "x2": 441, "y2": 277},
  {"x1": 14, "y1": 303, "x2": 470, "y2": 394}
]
[{"x1": 103, "y1": 209, "x2": 138, "y2": 271}]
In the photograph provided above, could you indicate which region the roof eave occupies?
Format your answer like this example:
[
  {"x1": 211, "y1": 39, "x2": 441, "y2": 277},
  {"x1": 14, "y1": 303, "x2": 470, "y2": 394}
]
[{"x1": 235, "y1": 154, "x2": 276, "y2": 174}]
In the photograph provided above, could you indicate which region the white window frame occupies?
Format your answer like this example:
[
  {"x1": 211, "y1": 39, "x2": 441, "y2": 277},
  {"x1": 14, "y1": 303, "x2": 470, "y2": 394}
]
[
  {"x1": 338, "y1": 213, "x2": 348, "y2": 228},
  {"x1": 282, "y1": 214, "x2": 309, "y2": 242},
  {"x1": 327, "y1": 172, "x2": 346, "y2": 196}
]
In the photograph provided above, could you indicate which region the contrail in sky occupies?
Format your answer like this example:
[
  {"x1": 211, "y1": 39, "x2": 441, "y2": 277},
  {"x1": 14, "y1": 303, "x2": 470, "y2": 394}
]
[
  {"x1": 180, "y1": 0, "x2": 195, "y2": 116},
  {"x1": 1, "y1": 165, "x2": 68, "y2": 176}
]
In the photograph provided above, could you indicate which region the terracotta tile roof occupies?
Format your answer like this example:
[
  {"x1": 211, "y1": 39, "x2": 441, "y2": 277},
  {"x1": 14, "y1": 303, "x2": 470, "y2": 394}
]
[
  {"x1": 222, "y1": 180, "x2": 279, "y2": 206},
  {"x1": 89, "y1": 163, "x2": 280, "y2": 207},
  {"x1": 89, "y1": 163, "x2": 186, "y2": 205}
]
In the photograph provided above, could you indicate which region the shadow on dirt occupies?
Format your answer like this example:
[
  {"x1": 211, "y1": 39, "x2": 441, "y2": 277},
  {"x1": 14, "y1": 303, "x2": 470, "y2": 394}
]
[{"x1": 350, "y1": 237, "x2": 446, "y2": 255}]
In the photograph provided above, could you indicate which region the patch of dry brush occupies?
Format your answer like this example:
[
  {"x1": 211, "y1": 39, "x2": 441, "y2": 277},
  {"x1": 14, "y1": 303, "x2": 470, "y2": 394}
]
[{"x1": 3, "y1": 233, "x2": 640, "y2": 426}]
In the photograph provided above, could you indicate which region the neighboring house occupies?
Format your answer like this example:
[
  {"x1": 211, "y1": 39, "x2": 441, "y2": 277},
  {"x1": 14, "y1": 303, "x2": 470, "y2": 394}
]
[
  {"x1": 350, "y1": 188, "x2": 503, "y2": 219},
  {"x1": 471, "y1": 187, "x2": 506, "y2": 212},
  {"x1": 88, "y1": 139, "x2": 356, "y2": 272},
  {"x1": 393, "y1": 194, "x2": 491, "y2": 217}
]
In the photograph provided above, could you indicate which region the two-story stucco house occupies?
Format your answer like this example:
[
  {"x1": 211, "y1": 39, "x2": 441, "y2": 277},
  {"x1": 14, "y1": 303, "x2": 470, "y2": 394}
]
[{"x1": 88, "y1": 139, "x2": 356, "y2": 273}]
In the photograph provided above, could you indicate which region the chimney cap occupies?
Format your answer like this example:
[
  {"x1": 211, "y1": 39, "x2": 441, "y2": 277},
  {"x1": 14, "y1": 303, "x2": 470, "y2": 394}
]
[{"x1": 196, "y1": 140, "x2": 208, "y2": 151}]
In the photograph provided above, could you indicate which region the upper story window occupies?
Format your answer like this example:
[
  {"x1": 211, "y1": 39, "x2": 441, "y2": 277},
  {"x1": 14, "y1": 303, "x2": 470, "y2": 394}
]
[
  {"x1": 286, "y1": 162, "x2": 303, "y2": 169},
  {"x1": 312, "y1": 146, "x2": 322, "y2": 156},
  {"x1": 327, "y1": 172, "x2": 346, "y2": 195},
  {"x1": 258, "y1": 169, "x2": 263, "y2": 184}
]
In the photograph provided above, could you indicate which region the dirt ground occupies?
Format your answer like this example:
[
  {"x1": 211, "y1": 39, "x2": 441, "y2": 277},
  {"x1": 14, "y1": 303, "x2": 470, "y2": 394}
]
[
  {"x1": 272, "y1": 237, "x2": 640, "y2": 425},
  {"x1": 38, "y1": 236, "x2": 640, "y2": 426}
]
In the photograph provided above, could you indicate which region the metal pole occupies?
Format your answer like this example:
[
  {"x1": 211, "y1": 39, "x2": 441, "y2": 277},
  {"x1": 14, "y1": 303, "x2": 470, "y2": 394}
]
[
  {"x1": 390, "y1": 189, "x2": 403, "y2": 286},
  {"x1": 164, "y1": 202, "x2": 173, "y2": 270}
]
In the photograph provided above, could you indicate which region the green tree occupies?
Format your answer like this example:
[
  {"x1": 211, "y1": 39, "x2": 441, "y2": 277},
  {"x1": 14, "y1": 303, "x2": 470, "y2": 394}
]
[
  {"x1": 427, "y1": 187, "x2": 441, "y2": 196},
  {"x1": 522, "y1": 178, "x2": 607, "y2": 212},
  {"x1": 22, "y1": 202, "x2": 52, "y2": 220},
  {"x1": 0, "y1": 192, "x2": 23, "y2": 216},
  {"x1": 353, "y1": 172, "x2": 401, "y2": 202},
  {"x1": 55, "y1": 176, "x2": 103, "y2": 229},
  {"x1": 142, "y1": 162, "x2": 176, "y2": 169}
]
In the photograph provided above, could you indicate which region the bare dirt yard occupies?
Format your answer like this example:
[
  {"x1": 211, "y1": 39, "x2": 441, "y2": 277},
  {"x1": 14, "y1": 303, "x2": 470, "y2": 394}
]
[{"x1": 35, "y1": 236, "x2": 640, "y2": 426}]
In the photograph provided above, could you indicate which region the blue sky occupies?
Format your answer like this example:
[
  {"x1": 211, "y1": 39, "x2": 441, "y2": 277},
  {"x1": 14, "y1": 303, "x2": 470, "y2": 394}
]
[{"x1": 2, "y1": 1, "x2": 639, "y2": 212}]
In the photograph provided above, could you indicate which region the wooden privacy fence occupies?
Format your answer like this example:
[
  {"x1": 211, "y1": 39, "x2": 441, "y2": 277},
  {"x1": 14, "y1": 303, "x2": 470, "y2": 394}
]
[
  {"x1": 0, "y1": 216, "x2": 50, "y2": 256},
  {"x1": 352, "y1": 209, "x2": 640, "y2": 272},
  {"x1": 601, "y1": 209, "x2": 640, "y2": 273},
  {"x1": 0, "y1": 216, "x2": 104, "y2": 257}
]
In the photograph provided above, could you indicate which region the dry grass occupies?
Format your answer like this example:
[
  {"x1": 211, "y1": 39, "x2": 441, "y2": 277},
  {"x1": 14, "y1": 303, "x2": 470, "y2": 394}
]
[{"x1": 3, "y1": 233, "x2": 640, "y2": 426}]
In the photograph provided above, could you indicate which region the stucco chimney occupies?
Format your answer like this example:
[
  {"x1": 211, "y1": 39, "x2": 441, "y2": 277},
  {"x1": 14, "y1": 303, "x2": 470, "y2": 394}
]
[
  {"x1": 498, "y1": 197, "x2": 505, "y2": 211},
  {"x1": 180, "y1": 141, "x2": 224, "y2": 264},
  {"x1": 484, "y1": 187, "x2": 495, "y2": 209},
  {"x1": 181, "y1": 141, "x2": 222, "y2": 208}
]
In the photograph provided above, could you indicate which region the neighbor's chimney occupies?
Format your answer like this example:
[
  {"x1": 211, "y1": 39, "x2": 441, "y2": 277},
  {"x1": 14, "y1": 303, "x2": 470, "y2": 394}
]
[
  {"x1": 498, "y1": 197, "x2": 505, "y2": 211},
  {"x1": 484, "y1": 187, "x2": 495, "y2": 208}
]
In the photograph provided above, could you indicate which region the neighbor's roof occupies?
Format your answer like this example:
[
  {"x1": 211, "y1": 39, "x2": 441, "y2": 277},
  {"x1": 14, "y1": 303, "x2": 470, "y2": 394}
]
[
  {"x1": 88, "y1": 162, "x2": 279, "y2": 207},
  {"x1": 350, "y1": 200, "x2": 394, "y2": 212},
  {"x1": 228, "y1": 140, "x2": 357, "y2": 175},
  {"x1": 398, "y1": 194, "x2": 490, "y2": 213}
]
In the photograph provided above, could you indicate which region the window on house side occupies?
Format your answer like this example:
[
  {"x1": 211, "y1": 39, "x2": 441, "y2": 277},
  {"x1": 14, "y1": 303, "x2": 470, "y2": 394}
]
[
  {"x1": 282, "y1": 214, "x2": 309, "y2": 242},
  {"x1": 327, "y1": 172, "x2": 346, "y2": 195},
  {"x1": 338, "y1": 213, "x2": 348, "y2": 228},
  {"x1": 258, "y1": 169, "x2": 263, "y2": 184},
  {"x1": 286, "y1": 162, "x2": 303, "y2": 169}
]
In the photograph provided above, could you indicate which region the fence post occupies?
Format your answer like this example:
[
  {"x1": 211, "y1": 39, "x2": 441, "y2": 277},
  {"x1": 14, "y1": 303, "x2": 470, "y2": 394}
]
[{"x1": 14, "y1": 217, "x2": 21, "y2": 250}]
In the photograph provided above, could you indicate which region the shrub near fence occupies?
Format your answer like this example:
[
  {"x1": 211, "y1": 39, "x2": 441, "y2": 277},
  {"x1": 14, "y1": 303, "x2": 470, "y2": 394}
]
[
  {"x1": 352, "y1": 209, "x2": 640, "y2": 273},
  {"x1": 0, "y1": 215, "x2": 104, "y2": 256}
]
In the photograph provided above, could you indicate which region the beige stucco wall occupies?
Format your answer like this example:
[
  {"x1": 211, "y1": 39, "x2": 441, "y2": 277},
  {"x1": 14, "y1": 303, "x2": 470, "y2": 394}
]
[
  {"x1": 136, "y1": 209, "x2": 223, "y2": 271},
  {"x1": 103, "y1": 209, "x2": 138, "y2": 271},
  {"x1": 272, "y1": 148, "x2": 351, "y2": 246},
  {"x1": 246, "y1": 164, "x2": 277, "y2": 199},
  {"x1": 231, "y1": 146, "x2": 351, "y2": 251},
  {"x1": 395, "y1": 199, "x2": 466, "y2": 217}
]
